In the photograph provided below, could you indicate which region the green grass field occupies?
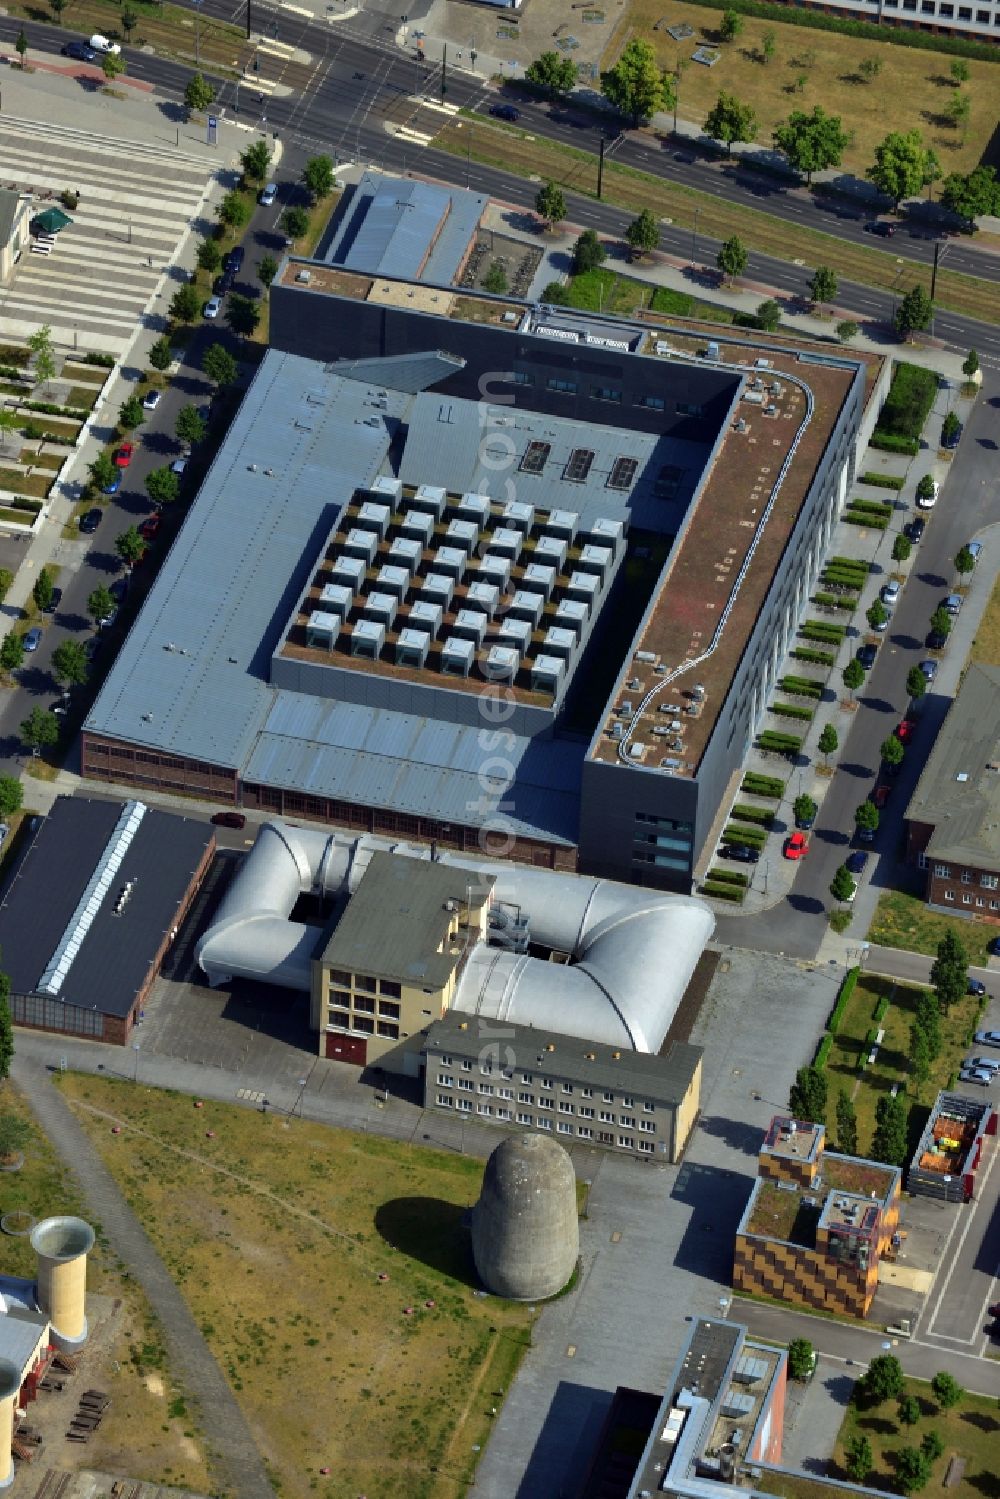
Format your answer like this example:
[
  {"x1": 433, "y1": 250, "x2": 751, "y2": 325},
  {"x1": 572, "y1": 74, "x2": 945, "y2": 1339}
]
[
  {"x1": 867, "y1": 889, "x2": 996, "y2": 965},
  {"x1": 834, "y1": 1374, "x2": 998, "y2": 1499}
]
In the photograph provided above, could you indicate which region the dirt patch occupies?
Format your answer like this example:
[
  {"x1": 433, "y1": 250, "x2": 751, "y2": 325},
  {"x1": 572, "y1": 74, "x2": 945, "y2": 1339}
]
[
  {"x1": 429, "y1": 0, "x2": 616, "y2": 76},
  {"x1": 459, "y1": 232, "x2": 542, "y2": 297},
  {"x1": 144, "y1": 1372, "x2": 166, "y2": 1397}
]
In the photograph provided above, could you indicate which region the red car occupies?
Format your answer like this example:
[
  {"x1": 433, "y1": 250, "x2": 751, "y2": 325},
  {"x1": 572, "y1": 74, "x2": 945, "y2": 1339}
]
[
  {"x1": 872, "y1": 784, "x2": 891, "y2": 809},
  {"x1": 140, "y1": 513, "x2": 161, "y2": 541},
  {"x1": 896, "y1": 719, "x2": 915, "y2": 743},
  {"x1": 211, "y1": 810, "x2": 246, "y2": 829},
  {"x1": 784, "y1": 832, "x2": 809, "y2": 860},
  {"x1": 114, "y1": 442, "x2": 134, "y2": 468}
]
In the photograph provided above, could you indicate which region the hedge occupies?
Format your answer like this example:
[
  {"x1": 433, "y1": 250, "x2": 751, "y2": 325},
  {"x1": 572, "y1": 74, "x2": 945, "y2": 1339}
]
[
  {"x1": 724, "y1": 822, "x2": 768, "y2": 846},
  {"x1": 876, "y1": 362, "x2": 938, "y2": 443},
  {"x1": 828, "y1": 965, "x2": 860, "y2": 1035},
  {"x1": 873, "y1": 995, "x2": 891, "y2": 1023},
  {"x1": 20, "y1": 399, "x2": 90, "y2": 421},
  {"x1": 675, "y1": 0, "x2": 1000, "y2": 62},
  {"x1": 844, "y1": 510, "x2": 890, "y2": 530},
  {"x1": 848, "y1": 498, "x2": 893, "y2": 517},
  {"x1": 8, "y1": 496, "x2": 41, "y2": 513},
  {"x1": 813, "y1": 591, "x2": 858, "y2": 612},
  {"x1": 770, "y1": 701, "x2": 815, "y2": 722},
  {"x1": 778, "y1": 676, "x2": 822, "y2": 699},
  {"x1": 0, "y1": 345, "x2": 29, "y2": 366},
  {"x1": 707, "y1": 868, "x2": 749, "y2": 887},
  {"x1": 701, "y1": 882, "x2": 746, "y2": 902},
  {"x1": 814, "y1": 1033, "x2": 834, "y2": 1070},
  {"x1": 84, "y1": 351, "x2": 116, "y2": 368},
  {"x1": 758, "y1": 730, "x2": 803, "y2": 752},
  {"x1": 861, "y1": 473, "x2": 906, "y2": 491},
  {"x1": 801, "y1": 621, "x2": 846, "y2": 642},
  {"x1": 731, "y1": 802, "x2": 775, "y2": 827},
  {"x1": 741, "y1": 772, "x2": 785, "y2": 798},
  {"x1": 829, "y1": 555, "x2": 872, "y2": 572},
  {"x1": 791, "y1": 646, "x2": 835, "y2": 667},
  {"x1": 869, "y1": 433, "x2": 919, "y2": 456}
]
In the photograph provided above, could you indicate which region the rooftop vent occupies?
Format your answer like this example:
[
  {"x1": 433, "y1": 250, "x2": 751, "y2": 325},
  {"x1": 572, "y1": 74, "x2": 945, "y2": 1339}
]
[{"x1": 295, "y1": 269, "x2": 312, "y2": 284}]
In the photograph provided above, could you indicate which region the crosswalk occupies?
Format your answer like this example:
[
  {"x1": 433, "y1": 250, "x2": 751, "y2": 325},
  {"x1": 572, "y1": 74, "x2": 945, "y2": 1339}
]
[{"x1": 0, "y1": 117, "x2": 214, "y2": 355}]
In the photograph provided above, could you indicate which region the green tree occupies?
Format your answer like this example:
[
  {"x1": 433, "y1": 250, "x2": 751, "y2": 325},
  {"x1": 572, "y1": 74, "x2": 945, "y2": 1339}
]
[
  {"x1": 169, "y1": 281, "x2": 201, "y2": 325},
  {"x1": 625, "y1": 209, "x2": 660, "y2": 259},
  {"x1": 20, "y1": 707, "x2": 59, "y2": 753},
  {"x1": 836, "y1": 1091, "x2": 858, "y2": 1155},
  {"x1": 808, "y1": 265, "x2": 838, "y2": 307},
  {"x1": 28, "y1": 325, "x2": 56, "y2": 390},
  {"x1": 146, "y1": 467, "x2": 181, "y2": 506},
  {"x1": 15, "y1": 29, "x2": 28, "y2": 68},
  {"x1": 540, "y1": 281, "x2": 570, "y2": 305},
  {"x1": 0, "y1": 778, "x2": 22, "y2": 817},
  {"x1": 881, "y1": 733, "x2": 904, "y2": 770},
  {"x1": 867, "y1": 599, "x2": 888, "y2": 634},
  {"x1": 257, "y1": 253, "x2": 279, "y2": 293},
  {"x1": 787, "y1": 1338, "x2": 815, "y2": 1380},
  {"x1": 946, "y1": 91, "x2": 971, "y2": 137},
  {"x1": 203, "y1": 344, "x2": 239, "y2": 388},
  {"x1": 788, "y1": 1064, "x2": 827, "y2": 1123},
  {"x1": 818, "y1": 723, "x2": 839, "y2": 763},
  {"x1": 51, "y1": 638, "x2": 89, "y2": 686},
  {"x1": 50, "y1": 0, "x2": 68, "y2": 19},
  {"x1": 892, "y1": 533, "x2": 912, "y2": 564},
  {"x1": 950, "y1": 58, "x2": 970, "y2": 83},
  {"x1": 196, "y1": 237, "x2": 222, "y2": 274},
  {"x1": 115, "y1": 526, "x2": 146, "y2": 569},
  {"x1": 0, "y1": 634, "x2": 24, "y2": 673},
  {"x1": 88, "y1": 584, "x2": 115, "y2": 625},
  {"x1": 844, "y1": 1433, "x2": 873, "y2": 1484},
  {"x1": 756, "y1": 299, "x2": 781, "y2": 332},
  {"x1": 929, "y1": 606, "x2": 953, "y2": 641},
  {"x1": 705, "y1": 91, "x2": 758, "y2": 156},
  {"x1": 525, "y1": 50, "x2": 578, "y2": 98},
  {"x1": 760, "y1": 28, "x2": 776, "y2": 64},
  {"x1": 859, "y1": 1353, "x2": 904, "y2": 1404},
  {"x1": 121, "y1": 7, "x2": 139, "y2": 38},
  {"x1": 915, "y1": 990, "x2": 941, "y2": 1060},
  {"x1": 858, "y1": 56, "x2": 883, "y2": 82},
  {"x1": 219, "y1": 191, "x2": 251, "y2": 237},
  {"x1": 830, "y1": 865, "x2": 856, "y2": 905},
  {"x1": 303, "y1": 155, "x2": 336, "y2": 200},
  {"x1": 855, "y1": 801, "x2": 879, "y2": 838},
  {"x1": 904, "y1": 669, "x2": 925, "y2": 706},
  {"x1": 899, "y1": 1394, "x2": 921, "y2": 1427},
  {"x1": 572, "y1": 230, "x2": 605, "y2": 274},
  {"x1": 535, "y1": 181, "x2": 567, "y2": 229},
  {"x1": 931, "y1": 931, "x2": 967, "y2": 1014},
  {"x1": 910, "y1": 1022, "x2": 931, "y2": 1089},
  {"x1": 794, "y1": 794, "x2": 817, "y2": 826},
  {"x1": 0, "y1": 570, "x2": 12, "y2": 604},
  {"x1": 921, "y1": 1431, "x2": 944, "y2": 1462},
  {"x1": 954, "y1": 545, "x2": 975, "y2": 582},
  {"x1": 896, "y1": 1447, "x2": 932, "y2": 1495},
  {"x1": 895, "y1": 286, "x2": 933, "y2": 342},
  {"x1": 102, "y1": 53, "x2": 126, "y2": 82},
  {"x1": 941, "y1": 411, "x2": 961, "y2": 447},
  {"x1": 719, "y1": 8, "x2": 744, "y2": 41},
  {"x1": 88, "y1": 451, "x2": 117, "y2": 493},
  {"x1": 32, "y1": 567, "x2": 54, "y2": 613},
  {"x1": 837, "y1": 320, "x2": 860, "y2": 343},
  {"x1": 931, "y1": 1372, "x2": 963, "y2": 1409},
  {"x1": 843, "y1": 657, "x2": 865, "y2": 697},
  {"x1": 0, "y1": 1114, "x2": 29, "y2": 1160},
  {"x1": 149, "y1": 335, "x2": 173, "y2": 372},
  {"x1": 867, "y1": 129, "x2": 934, "y2": 210},
  {"x1": 600, "y1": 38, "x2": 673, "y2": 125},
  {"x1": 871, "y1": 1093, "x2": 907, "y2": 1165},
  {"x1": 483, "y1": 261, "x2": 508, "y2": 294},
  {"x1": 0, "y1": 958, "x2": 12, "y2": 1082},
  {"x1": 962, "y1": 348, "x2": 979, "y2": 378},
  {"x1": 118, "y1": 394, "x2": 144, "y2": 432},
  {"x1": 774, "y1": 108, "x2": 850, "y2": 184},
  {"x1": 241, "y1": 138, "x2": 272, "y2": 184},
  {"x1": 226, "y1": 293, "x2": 261, "y2": 339},
  {"x1": 176, "y1": 405, "x2": 207, "y2": 447},
  {"x1": 184, "y1": 72, "x2": 215, "y2": 115},
  {"x1": 282, "y1": 206, "x2": 309, "y2": 240},
  {"x1": 717, "y1": 234, "x2": 749, "y2": 284}
]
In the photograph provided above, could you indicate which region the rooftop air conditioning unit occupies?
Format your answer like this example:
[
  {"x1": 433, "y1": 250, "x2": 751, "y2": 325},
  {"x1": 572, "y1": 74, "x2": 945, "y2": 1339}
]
[{"x1": 295, "y1": 269, "x2": 312, "y2": 284}]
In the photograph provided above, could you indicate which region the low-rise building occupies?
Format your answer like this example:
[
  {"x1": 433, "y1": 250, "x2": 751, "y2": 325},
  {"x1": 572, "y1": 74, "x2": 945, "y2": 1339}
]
[
  {"x1": 907, "y1": 1090, "x2": 996, "y2": 1203},
  {"x1": 733, "y1": 1116, "x2": 901, "y2": 1318},
  {"x1": 0, "y1": 189, "x2": 31, "y2": 285},
  {"x1": 768, "y1": 0, "x2": 1000, "y2": 45},
  {"x1": 422, "y1": 1012, "x2": 703, "y2": 1162}
]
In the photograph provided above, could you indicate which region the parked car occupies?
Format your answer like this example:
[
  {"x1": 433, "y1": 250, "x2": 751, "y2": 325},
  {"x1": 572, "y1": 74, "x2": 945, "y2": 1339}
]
[
  {"x1": 102, "y1": 475, "x2": 121, "y2": 495},
  {"x1": 79, "y1": 508, "x2": 103, "y2": 533},
  {"x1": 114, "y1": 442, "x2": 134, "y2": 468},
  {"x1": 783, "y1": 832, "x2": 809, "y2": 860},
  {"x1": 916, "y1": 479, "x2": 940, "y2": 510},
  {"x1": 62, "y1": 40, "x2": 97, "y2": 61},
  {"x1": 52, "y1": 695, "x2": 71, "y2": 718},
  {"x1": 988, "y1": 939, "x2": 1000, "y2": 957},
  {"x1": 259, "y1": 182, "x2": 278, "y2": 206},
  {"x1": 0, "y1": 824, "x2": 8, "y2": 849},
  {"x1": 926, "y1": 628, "x2": 948, "y2": 650},
  {"x1": 965, "y1": 540, "x2": 982, "y2": 568},
  {"x1": 22, "y1": 627, "x2": 42, "y2": 652},
  {"x1": 857, "y1": 642, "x2": 878, "y2": 670},
  {"x1": 896, "y1": 719, "x2": 915, "y2": 743},
  {"x1": 872, "y1": 609, "x2": 890, "y2": 634},
  {"x1": 213, "y1": 272, "x2": 233, "y2": 297},
  {"x1": 967, "y1": 978, "x2": 986, "y2": 997},
  {"x1": 846, "y1": 850, "x2": 869, "y2": 876},
  {"x1": 489, "y1": 104, "x2": 521, "y2": 121},
  {"x1": 942, "y1": 420, "x2": 962, "y2": 450},
  {"x1": 872, "y1": 784, "x2": 891, "y2": 809},
  {"x1": 965, "y1": 1056, "x2": 1000, "y2": 1072},
  {"x1": 142, "y1": 388, "x2": 162, "y2": 411},
  {"x1": 211, "y1": 810, "x2": 247, "y2": 829},
  {"x1": 140, "y1": 513, "x2": 161, "y2": 541},
  {"x1": 918, "y1": 658, "x2": 938, "y2": 682},
  {"x1": 974, "y1": 1027, "x2": 1000, "y2": 1044},
  {"x1": 959, "y1": 1068, "x2": 993, "y2": 1086},
  {"x1": 943, "y1": 593, "x2": 963, "y2": 616},
  {"x1": 904, "y1": 517, "x2": 926, "y2": 544},
  {"x1": 43, "y1": 586, "x2": 62, "y2": 615},
  {"x1": 223, "y1": 245, "x2": 245, "y2": 274},
  {"x1": 98, "y1": 607, "x2": 119, "y2": 630},
  {"x1": 880, "y1": 581, "x2": 900, "y2": 607},
  {"x1": 203, "y1": 296, "x2": 222, "y2": 320},
  {"x1": 721, "y1": 843, "x2": 760, "y2": 864},
  {"x1": 865, "y1": 220, "x2": 895, "y2": 237},
  {"x1": 171, "y1": 456, "x2": 188, "y2": 476}
]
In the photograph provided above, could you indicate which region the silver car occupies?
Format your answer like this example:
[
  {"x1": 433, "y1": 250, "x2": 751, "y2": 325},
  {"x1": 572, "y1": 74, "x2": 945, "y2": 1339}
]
[
  {"x1": 966, "y1": 1056, "x2": 1000, "y2": 1073},
  {"x1": 959, "y1": 1068, "x2": 993, "y2": 1086},
  {"x1": 880, "y1": 581, "x2": 900, "y2": 607}
]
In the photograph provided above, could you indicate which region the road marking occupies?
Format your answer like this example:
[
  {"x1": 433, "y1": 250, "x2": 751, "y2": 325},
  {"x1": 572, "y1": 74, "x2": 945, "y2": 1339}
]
[
  {"x1": 278, "y1": 1, "x2": 314, "y2": 13},
  {"x1": 925, "y1": 1137, "x2": 999, "y2": 1339},
  {"x1": 256, "y1": 37, "x2": 299, "y2": 58},
  {"x1": 414, "y1": 97, "x2": 460, "y2": 116},
  {"x1": 395, "y1": 127, "x2": 433, "y2": 145}
]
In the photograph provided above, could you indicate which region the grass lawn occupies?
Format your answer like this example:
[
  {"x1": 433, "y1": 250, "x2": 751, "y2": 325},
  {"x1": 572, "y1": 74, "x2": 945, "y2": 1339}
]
[
  {"x1": 58, "y1": 1073, "x2": 540, "y2": 1499},
  {"x1": 833, "y1": 1374, "x2": 999, "y2": 1499},
  {"x1": 437, "y1": 121, "x2": 997, "y2": 326},
  {"x1": 0, "y1": 1080, "x2": 211, "y2": 1490},
  {"x1": 611, "y1": 0, "x2": 996, "y2": 176},
  {"x1": 867, "y1": 889, "x2": 996, "y2": 965},
  {"x1": 560, "y1": 267, "x2": 736, "y2": 323},
  {"x1": 969, "y1": 569, "x2": 1000, "y2": 667},
  {"x1": 824, "y1": 975, "x2": 982, "y2": 1155}
]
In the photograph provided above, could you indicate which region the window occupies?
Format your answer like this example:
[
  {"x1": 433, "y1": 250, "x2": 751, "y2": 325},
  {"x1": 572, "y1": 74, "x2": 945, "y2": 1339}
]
[
  {"x1": 559, "y1": 1101, "x2": 574, "y2": 1115},
  {"x1": 599, "y1": 1110, "x2": 615, "y2": 1124},
  {"x1": 557, "y1": 1122, "x2": 573, "y2": 1135},
  {"x1": 479, "y1": 1083, "x2": 494, "y2": 1096},
  {"x1": 640, "y1": 1119, "x2": 655, "y2": 1133},
  {"x1": 976, "y1": 897, "x2": 984, "y2": 908},
  {"x1": 547, "y1": 377, "x2": 577, "y2": 394},
  {"x1": 378, "y1": 1000, "x2": 400, "y2": 1019},
  {"x1": 518, "y1": 1092, "x2": 534, "y2": 1105},
  {"x1": 675, "y1": 401, "x2": 704, "y2": 416},
  {"x1": 945, "y1": 890, "x2": 955, "y2": 901},
  {"x1": 458, "y1": 1078, "x2": 473, "y2": 1092},
  {"x1": 538, "y1": 1097, "x2": 553, "y2": 1111},
  {"x1": 461, "y1": 1060, "x2": 472, "y2": 1072},
  {"x1": 634, "y1": 394, "x2": 665, "y2": 411},
  {"x1": 540, "y1": 1077, "x2": 553, "y2": 1090},
  {"x1": 591, "y1": 386, "x2": 622, "y2": 405},
  {"x1": 353, "y1": 1015, "x2": 374, "y2": 1034},
  {"x1": 620, "y1": 1116, "x2": 636, "y2": 1130},
  {"x1": 962, "y1": 893, "x2": 972, "y2": 905},
  {"x1": 579, "y1": 1107, "x2": 595, "y2": 1120},
  {"x1": 638, "y1": 1140, "x2": 654, "y2": 1154},
  {"x1": 330, "y1": 1008, "x2": 350, "y2": 1029},
  {"x1": 379, "y1": 979, "x2": 401, "y2": 998},
  {"x1": 622, "y1": 1096, "x2": 635, "y2": 1108},
  {"x1": 921, "y1": 0, "x2": 935, "y2": 11},
  {"x1": 992, "y1": 900, "x2": 1000, "y2": 911},
  {"x1": 506, "y1": 370, "x2": 532, "y2": 386},
  {"x1": 517, "y1": 1111, "x2": 533, "y2": 1125},
  {"x1": 354, "y1": 995, "x2": 375, "y2": 1015},
  {"x1": 332, "y1": 989, "x2": 351, "y2": 1009},
  {"x1": 618, "y1": 1136, "x2": 634, "y2": 1150},
  {"x1": 561, "y1": 1083, "x2": 573, "y2": 1095},
  {"x1": 457, "y1": 1098, "x2": 471, "y2": 1113},
  {"x1": 520, "y1": 440, "x2": 551, "y2": 475},
  {"x1": 520, "y1": 1073, "x2": 532, "y2": 1084},
  {"x1": 564, "y1": 448, "x2": 595, "y2": 482},
  {"x1": 598, "y1": 1131, "x2": 614, "y2": 1145},
  {"x1": 917, "y1": 852, "x2": 928, "y2": 870},
  {"x1": 977, "y1": 6, "x2": 989, "y2": 17},
  {"x1": 329, "y1": 969, "x2": 350, "y2": 986},
  {"x1": 497, "y1": 1087, "x2": 513, "y2": 1100},
  {"x1": 934, "y1": 863, "x2": 950, "y2": 878},
  {"x1": 581, "y1": 1087, "x2": 593, "y2": 1099},
  {"x1": 940, "y1": 2, "x2": 953, "y2": 12},
  {"x1": 477, "y1": 1104, "x2": 492, "y2": 1116},
  {"x1": 496, "y1": 1107, "x2": 512, "y2": 1121},
  {"x1": 437, "y1": 1074, "x2": 454, "y2": 1087},
  {"x1": 958, "y1": 5, "x2": 972, "y2": 16},
  {"x1": 536, "y1": 1117, "x2": 552, "y2": 1131},
  {"x1": 981, "y1": 874, "x2": 998, "y2": 889},
  {"x1": 961, "y1": 869, "x2": 973, "y2": 884},
  {"x1": 480, "y1": 1063, "x2": 493, "y2": 1076},
  {"x1": 354, "y1": 974, "x2": 377, "y2": 994},
  {"x1": 376, "y1": 1020, "x2": 399, "y2": 1039},
  {"x1": 602, "y1": 1091, "x2": 614, "y2": 1103},
  {"x1": 436, "y1": 1093, "x2": 453, "y2": 1108},
  {"x1": 578, "y1": 1127, "x2": 593, "y2": 1140},
  {"x1": 642, "y1": 1102, "x2": 655, "y2": 1114}
]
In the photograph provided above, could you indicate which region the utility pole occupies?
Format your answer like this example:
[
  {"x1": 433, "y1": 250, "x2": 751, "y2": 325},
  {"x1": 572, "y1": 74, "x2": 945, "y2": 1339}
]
[
  {"x1": 246, "y1": 0, "x2": 252, "y2": 41},
  {"x1": 930, "y1": 241, "x2": 942, "y2": 302},
  {"x1": 597, "y1": 136, "x2": 605, "y2": 200},
  {"x1": 440, "y1": 42, "x2": 447, "y2": 102}
]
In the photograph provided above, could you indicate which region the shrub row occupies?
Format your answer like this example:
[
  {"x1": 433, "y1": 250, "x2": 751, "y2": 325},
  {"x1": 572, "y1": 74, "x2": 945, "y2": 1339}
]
[
  {"x1": 791, "y1": 646, "x2": 835, "y2": 667},
  {"x1": 702, "y1": 881, "x2": 746, "y2": 903},
  {"x1": 758, "y1": 729, "x2": 803, "y2": 753},
  {"x1": 778, "y1": 675, "x2": 822, "y2": 699},
  {"x1": 707, "y1": 868, "x2": 749, "y2": 887},
  {"x1": 828, "y1": 965, "x2": 860, "y2": 1035},
  {"x1": 0, "y1": 345, "x2": 29, "y2": 366},
  {"x1": 8, "y1": 496, "x2": 41, "y2": 513},
  {"x1": 21, "y1": 399, "x2": 90, "y2": 421},
  {"x1": 850, "y1": 498, "x2": 894, "y2": 517},
  {"x1": 677, "y1": 0, "x2": 1000, "y2": 61},
  {"x1": 828, "y1": 554, "x2": 870, "y2": 571},
  {"x1": 873, "y1": 995, "x2": 891, "y2": 1023},
  {"x1": 813, "y1": 591, "x2": 858, "y2": 612},
  {"x1": 861, "y1": 473, "x2": 906, "y2": 491},
  {"x1": 814, "y1": 1033, "x2": 834, "y2": 1070},
  {"x1": 770, "y1": 700, "x2": 815, "y2": 722},
  {"x1": 731, "y1": 803, "x2": 775, "y2": 827},
  {"x1": 824, "y1": 561, "x2": 868, "y2": 580},
  {"x1": 844, "y1": 510, "x2": 890, "y2": 530},
  {"x1": 724, "y1": 822, "x2": 767, "y2": 846},
  {"x1": 0, "y1": 365, "x2": 27, "y2": 382},
  {"x1": 877, "y1": 362, "x2": 938, "y2": 443},
  {"x1": 84, "y1": 351, "x2": 116, "y2": 368},
  {"x1": 741, "y1": 772, "x2": 785, "y2": 799},
  {"x1": 869, "y1": 433, "x2": 920, "y2": 456},
  {"x1": 801, "y1": 620, "x2": 846, "y2": 642}
]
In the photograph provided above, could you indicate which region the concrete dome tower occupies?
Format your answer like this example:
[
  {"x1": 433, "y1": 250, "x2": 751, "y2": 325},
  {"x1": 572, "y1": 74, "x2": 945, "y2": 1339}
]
[{"x1": 471, "y1": 1133, "x2": 579, "y2": 1301}]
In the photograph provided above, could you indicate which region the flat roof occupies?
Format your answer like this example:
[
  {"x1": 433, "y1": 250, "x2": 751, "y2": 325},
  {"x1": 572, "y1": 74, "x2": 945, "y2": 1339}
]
[
  {"x1": 322, "y1": 851, "x2": 492, "y2": 987},
  {"x1": 0, "y1": 797, "x2": 211, "y2": 1018},
  {"x1": 326, "y1": 172, "x2": 487, "y2": 284},
  {"x1": 905, "y1": 662, "x2": 1000, "y2": 866},
  {"x1": 742, "y1": 1151, "x2": 898, "y2": 1244},
  {"x1": 763, "y1": 1116, "x2": 824, "y2": 1164},
  {"x1": 425, "y1": 1012, "x2": 703, "y2": 1101}
]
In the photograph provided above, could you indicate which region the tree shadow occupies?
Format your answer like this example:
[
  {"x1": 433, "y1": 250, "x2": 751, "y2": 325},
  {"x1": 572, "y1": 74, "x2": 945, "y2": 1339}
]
[
  {"x1": 961, "y1": 1410, "x2": 1000, "y2": 1433},
  {"x1": 967, "y1": 1473, "x2": 1000, "y2": 1499},
  {"x1": 856, "y1": 1415, "x2": 897, "y2": 1435},
  {"x1": 374, "y1": 1197, "x2": 479, "y2": 1287}
]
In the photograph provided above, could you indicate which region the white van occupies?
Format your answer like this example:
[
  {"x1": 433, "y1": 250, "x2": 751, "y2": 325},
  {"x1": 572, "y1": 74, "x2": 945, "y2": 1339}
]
[{"x1": 89, "y1": 34, "x2": 122, "y2": 55}]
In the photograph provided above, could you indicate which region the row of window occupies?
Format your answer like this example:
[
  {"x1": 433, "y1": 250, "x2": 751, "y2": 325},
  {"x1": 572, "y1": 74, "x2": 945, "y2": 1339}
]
[
  {"x1": 932, "y1": 865, "x2": 999, "y2": 889},
  {"x1": 330, "y1": 990, "x2": 401, "y2": 1019},
  {"x1": 328, "y1": 970, "x2": 402, "y2": 998},
  {"x1": 434, "y1": 1096, "x2": 656, "y2": 1151},
  {"x1": 861, "y1": 0, "x2": 999, "y2": 19},
  {"x1": 435, "y1": 1077, "x2": 657, "y2": 1126},
  {"x1": 435, "y1": 1058, "x2": 655, "y2": 1109},
  {"x1": 329, "y1": 1011, "x2": 399, "y2": 1039},
  {"x1": 941, "y1": 892, "x2": 1000, "y2": 909},
  {"x1": 505, "y1": 372, "x2": 702, "y2": 413}
]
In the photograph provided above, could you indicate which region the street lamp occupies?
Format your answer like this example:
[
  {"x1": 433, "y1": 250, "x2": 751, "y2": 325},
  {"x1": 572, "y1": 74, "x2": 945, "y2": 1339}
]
[
  {"x1": 132, "y1": 1042, "x2": 141, "y2": 1081},
  {"x1": 295, "y1": 1076, "x2": 307, "y2": 1118},
  {"x1": 193, "y1": 0, "x2": 204, "y2": 66},
  {"x1": 691, "y1": 206, "x2": 701, "y2": 264}
]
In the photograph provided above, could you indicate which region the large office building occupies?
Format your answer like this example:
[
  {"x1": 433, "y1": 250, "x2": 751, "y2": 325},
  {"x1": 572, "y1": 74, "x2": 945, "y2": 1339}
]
[
  {"x1": 770, "y1": 0, "x2": 1000, "y2": 42},
  {"x1": 82, "y1": 250, "x2": 886, "y2": 891}
]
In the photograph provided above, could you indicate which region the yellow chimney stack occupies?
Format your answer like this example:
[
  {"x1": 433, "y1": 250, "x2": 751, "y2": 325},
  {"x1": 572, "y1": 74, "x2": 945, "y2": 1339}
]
[{"x1": 31, "y1": 1217, "x2": 95, "y2": 1349}]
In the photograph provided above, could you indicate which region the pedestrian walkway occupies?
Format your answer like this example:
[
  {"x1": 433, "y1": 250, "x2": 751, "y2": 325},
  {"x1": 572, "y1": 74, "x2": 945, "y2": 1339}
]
[
  {"x1": 0, "y1": 115, "x2": 214, "y2": 353},
  {"x1": 12, "y1": 1051, "x2": 278, "y2": 1499}
]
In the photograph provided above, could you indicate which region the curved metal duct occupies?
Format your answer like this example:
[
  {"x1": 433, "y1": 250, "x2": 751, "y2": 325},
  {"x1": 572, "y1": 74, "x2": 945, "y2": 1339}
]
[{"x1": 195, "y1": 823, "x2": 715, "y2": 1054}]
